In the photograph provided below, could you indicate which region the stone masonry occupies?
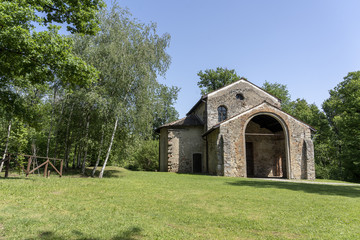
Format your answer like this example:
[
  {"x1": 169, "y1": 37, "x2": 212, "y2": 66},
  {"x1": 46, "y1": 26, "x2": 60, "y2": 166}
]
[{"x1": 157, "y1": 79, "x2": 315, "y2": 179}]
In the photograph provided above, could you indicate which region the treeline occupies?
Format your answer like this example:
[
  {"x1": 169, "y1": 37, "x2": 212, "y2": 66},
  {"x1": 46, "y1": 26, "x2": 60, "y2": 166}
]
[{"x1": 0, "y1": 3, "x2": 178, "y2": 176}]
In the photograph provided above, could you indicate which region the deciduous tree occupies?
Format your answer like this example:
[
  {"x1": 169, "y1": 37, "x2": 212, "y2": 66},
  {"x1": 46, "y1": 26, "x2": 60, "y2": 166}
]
[{"x1": 197, "y1": 67, "x2": 243, "y2": 95}]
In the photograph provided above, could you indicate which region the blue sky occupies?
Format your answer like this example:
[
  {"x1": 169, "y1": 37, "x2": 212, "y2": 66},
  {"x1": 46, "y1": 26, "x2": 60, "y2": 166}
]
[{"x1": 111, "y1": 0, "x2": 360, "y2": 118}]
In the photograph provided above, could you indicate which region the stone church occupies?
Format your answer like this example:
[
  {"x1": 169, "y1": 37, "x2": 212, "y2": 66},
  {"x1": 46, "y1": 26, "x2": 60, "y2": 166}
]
[{"x1": 156, "y1": 79, "x2": 315, "y2": 179}]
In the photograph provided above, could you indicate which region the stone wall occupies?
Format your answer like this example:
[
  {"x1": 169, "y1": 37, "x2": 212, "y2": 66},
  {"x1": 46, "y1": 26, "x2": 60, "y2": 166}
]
[
  {"x1": 166, "y1": 126, "x2": 204, "y2": 173},
  {"x1": 207, "y1": 128, "x2": 223, "y2": 175},
  {"x1": 159, "y1": 128, "x2": 168, "y2": 172},
  {"x1": 194, "y1": 102, "x2": 206, "y2": 125},
  {"x1": 218, "y1": 102, "x2": 315, "y2": 179},
  {"x1": 206, "y1": 80, "x2": 281, "y2": 130}
]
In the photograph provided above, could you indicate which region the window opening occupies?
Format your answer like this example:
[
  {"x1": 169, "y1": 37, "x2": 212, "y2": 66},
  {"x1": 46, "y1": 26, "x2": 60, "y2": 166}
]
[
  {"x1": 236, "y1": 93, "x2": 244, "y2": 100},
  {"x1": 218, "y1": 106, "x2": 227, "y2": 122}
]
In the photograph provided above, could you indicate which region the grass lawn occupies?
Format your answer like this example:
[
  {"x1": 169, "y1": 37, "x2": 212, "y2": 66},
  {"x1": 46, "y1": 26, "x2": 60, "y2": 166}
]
[{"x1": 0, "y1": 167, "x2": 359, "y2": 240}]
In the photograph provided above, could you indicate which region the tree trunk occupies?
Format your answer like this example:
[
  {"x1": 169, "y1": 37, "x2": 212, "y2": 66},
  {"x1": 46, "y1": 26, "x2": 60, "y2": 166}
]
[
  {"x1": 99, "y1": 116, "x2": 119, "y2": 178},
  {"x1": 77, "y1": 145, "x2": 82, "y2": 169},
  {"x1": 64, "y1": 103, "x2": 74, "y2": 169},
  {"x1": 53, "y1": 95, "x2": 66, "y2": 159},
  {"x1": 31, "y1": 140, "x2": 40, "y2": 174},
  {"x1": 81, "y1": 114, "x2": 90, "y2": 175},
  {"x1": 92, "y1": 127, "x2": 104, "y2": 177},
  {"x1": 98, "y1": 78, "x2": 134, "y2": 178},
  {"x1": 72, "y1": 144, "x2": 78, "y2": 169},
  {"x1": 65, "y1": 136, "x2": 73, "y2": 170},
  {"x1": 46, "y1": 87, "x2": 57, "y2": 158},
  {"x1": 0, "y1": 119, "x2": 12, "y2": 173}
]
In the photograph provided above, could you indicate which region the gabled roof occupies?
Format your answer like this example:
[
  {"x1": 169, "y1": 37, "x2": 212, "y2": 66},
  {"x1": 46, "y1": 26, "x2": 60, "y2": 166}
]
[
  {"x1": 186, "y1": 95, "x2": 207, "y2": 116},
  {"x1": 187, "y1": 78, "x2": 281, "y2": 116},
  {"x1": 202, "y1": 101, "x2": 316, "y2": 137},
  {"x1": 155, "y1": 114, "x2": 204, "y2": 133}
]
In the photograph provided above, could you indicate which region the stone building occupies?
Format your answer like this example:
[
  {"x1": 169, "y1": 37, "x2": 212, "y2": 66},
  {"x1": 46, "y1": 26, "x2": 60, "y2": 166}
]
[{"x1": 156, "y1": 79, "x2": 315, "y2": 179}]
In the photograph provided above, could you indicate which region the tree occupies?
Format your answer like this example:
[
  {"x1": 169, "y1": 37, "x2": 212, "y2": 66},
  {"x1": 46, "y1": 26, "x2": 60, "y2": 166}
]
[
  {"x1": 197, "y1": 67, "x2": 243, "y2": 95},
  {"x1": 72, "y1": 5, "x2": 173, "y2": 177},
  {"x1": 262, "y1": 81, "x2": 292, "y2": 112},
  {"x1": 0, "y1": 0, "x2": 104, "y2": 165},
  {"x1": 323, "y1": 71, "x2": 360, "y2": 181},
  {"x1": 0, "y1": 0, "x2": 104, "y2": 89},
  {"x1": 152, "y1": 84, "x2": 179, "y2": 132}
]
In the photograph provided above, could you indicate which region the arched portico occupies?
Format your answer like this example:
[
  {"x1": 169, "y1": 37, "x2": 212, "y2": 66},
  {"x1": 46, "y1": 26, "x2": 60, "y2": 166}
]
[{"x1": 243, "y1": 113, "x2": 291, "y2": 179}]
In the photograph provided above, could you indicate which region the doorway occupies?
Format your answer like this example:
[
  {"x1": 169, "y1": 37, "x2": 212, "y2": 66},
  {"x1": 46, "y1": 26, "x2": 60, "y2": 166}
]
[
  {"x1": 245, "y1": 114, "x2": 288, "y2": 178},
  {"x1": 193, "y1": 153, "x2": 202, "y2": 173}
]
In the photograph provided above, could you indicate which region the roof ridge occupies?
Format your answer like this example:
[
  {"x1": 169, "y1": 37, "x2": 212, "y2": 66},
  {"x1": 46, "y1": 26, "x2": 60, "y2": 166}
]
[{"x1": 187, "y1": 78, "x2": 282, "y2": 115}]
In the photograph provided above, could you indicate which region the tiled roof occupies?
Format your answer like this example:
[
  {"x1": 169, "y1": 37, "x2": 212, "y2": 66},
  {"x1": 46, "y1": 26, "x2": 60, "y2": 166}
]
[{"x1": 155, "y1": 114, "x2": 204, "y2": 132}]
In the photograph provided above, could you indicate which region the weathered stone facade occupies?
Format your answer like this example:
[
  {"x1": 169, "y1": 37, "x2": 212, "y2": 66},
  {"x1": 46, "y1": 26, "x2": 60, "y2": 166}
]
[
  {"x1": 165, "y1": 127, "x2": 204, "y2": 173},
  {"x1": 157, "y1": 79, "x2": 315, "y2": 179}
]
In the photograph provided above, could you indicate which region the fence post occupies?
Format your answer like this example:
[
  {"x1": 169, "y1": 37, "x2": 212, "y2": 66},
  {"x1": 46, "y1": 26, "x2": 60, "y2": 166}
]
[
  {"x1": 26, "y1": 157, "x2": 32, "y2": 176},
  {"x1": 44, "y1": 159, "x2": 48, "y2": 178},
  {"x1": 60, "y1": 159, "x2": 63, "y2": 177}
]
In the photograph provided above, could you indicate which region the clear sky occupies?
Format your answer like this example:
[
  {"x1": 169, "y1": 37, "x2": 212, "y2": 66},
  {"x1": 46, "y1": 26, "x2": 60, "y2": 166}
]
[{"x1": 111, "y1": 0, "x2": 360, "y2": 118}]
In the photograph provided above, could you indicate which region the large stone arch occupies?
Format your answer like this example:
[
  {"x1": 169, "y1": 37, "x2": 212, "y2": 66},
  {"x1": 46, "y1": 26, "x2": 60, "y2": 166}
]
[
  {"x1": 217, "y1": 102, "x2": 314, "y2": 179},
  {"x1": 242, "y1": 112, "x2": 291, "y2": 178}
]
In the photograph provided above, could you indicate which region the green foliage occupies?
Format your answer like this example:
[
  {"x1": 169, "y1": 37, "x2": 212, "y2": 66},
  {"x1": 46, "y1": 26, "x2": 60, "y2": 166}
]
[
  {"x1": 262, "y1": 81, "x2": 292, "y2": 112},
  {"x1": 152, "y1": 84, "x2": 180, "y2": 132},
  {"x1": 0, "y1": 168, "x2": 359, "y2": 239},
  {"x1": 0, "y1": 0, "x2": 104, "y2": 89},
  {"x1": 0, "y1": 4, "x2": 178, "y2": 176},
  {"x1": 323, "y1": 71, "x2": 360, "y2": 181},
  {"x1": 125, "y1": 140, "x2": 159, "y2": 171},
  {"x1": 262, "y1": 81, "x2": 340, "y2": 180},
  {"x1": 197, "y1": 67, "x2": 243, "y2": 95}
]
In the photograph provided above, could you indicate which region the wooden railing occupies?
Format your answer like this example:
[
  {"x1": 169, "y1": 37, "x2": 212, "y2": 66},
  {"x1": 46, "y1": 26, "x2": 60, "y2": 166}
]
[{"x1": 0, "y1": 153, "x2": 63, "y2": 178}]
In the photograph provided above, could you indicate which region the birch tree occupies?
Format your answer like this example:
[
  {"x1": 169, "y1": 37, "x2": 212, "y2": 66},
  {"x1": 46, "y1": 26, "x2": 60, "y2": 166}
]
[{"x1": 73, "y1": 4, "x2": 171, "y2": 177}]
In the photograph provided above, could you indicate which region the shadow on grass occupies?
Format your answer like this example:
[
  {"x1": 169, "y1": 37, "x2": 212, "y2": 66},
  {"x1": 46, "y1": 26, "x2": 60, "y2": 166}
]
[
  {"x1": 25, "y1": 227, "x2": 142, "y2": 240},
  {"x1": 0, "y1": 167, "x2": 125, "y2": 179},
  {"x1": 226, "y1": 180, "x2": 360, "y2": 198},
  {"x1": 49, "y1": 167, "x2": 125, "y2": 179},
  {"x1": 0, "y1": 173, "x2": 36, "y2": 181}
]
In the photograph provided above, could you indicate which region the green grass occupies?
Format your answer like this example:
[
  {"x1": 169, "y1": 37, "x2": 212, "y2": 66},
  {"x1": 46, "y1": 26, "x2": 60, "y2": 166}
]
[{"x1": 0, "y1": 167, "x2": 360, "y2": 240}]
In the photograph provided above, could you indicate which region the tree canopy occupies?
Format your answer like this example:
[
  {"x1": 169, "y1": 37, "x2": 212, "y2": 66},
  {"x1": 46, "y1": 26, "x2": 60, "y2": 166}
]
[
  {"x1": 322, "y1": 71, "x2": 360, "y2": 181},
  {"x1": 0, "y1": 3, "x2": 179, "y2": 177},
  {"x1": 262, "y1": 81, "x2": 292, "y2": 112},
  {"x1": 0, "y1": 0, "x2": 104, "y2": 88},
  {"x1": 197, "y1": 67, "x2": 243, "y2": 95}
]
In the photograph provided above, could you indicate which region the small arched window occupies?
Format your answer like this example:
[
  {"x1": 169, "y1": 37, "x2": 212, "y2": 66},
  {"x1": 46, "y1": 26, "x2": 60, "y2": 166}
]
[
  {"x1": 236, "y1": 93, "x2": 244, "y2": 100},
  {"x1": 218, "y1": 106, "x2": 227, "y2": 122}
]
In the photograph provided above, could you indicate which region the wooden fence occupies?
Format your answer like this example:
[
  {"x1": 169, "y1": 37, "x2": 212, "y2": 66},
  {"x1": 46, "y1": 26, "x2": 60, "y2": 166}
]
[{"x1": 0, "y1": 153, "x2": 63, "y2": 178}]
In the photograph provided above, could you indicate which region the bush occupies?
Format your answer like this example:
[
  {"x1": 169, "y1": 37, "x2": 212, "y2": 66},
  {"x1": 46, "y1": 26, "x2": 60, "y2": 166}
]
[{"x1": 125, "y1": 140, "x2": 159, "y2": 171}]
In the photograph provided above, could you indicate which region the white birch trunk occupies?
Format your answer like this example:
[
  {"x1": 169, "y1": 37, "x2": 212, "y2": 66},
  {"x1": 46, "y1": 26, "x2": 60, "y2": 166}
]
[
  {"x1": 0, "y1": 119, "x2": 12, "y2": 173},
  {"x1": 46, "y1": 88, "x2": 57, "y2": 158},
  {"x1": 64, "y1": 103, "x2": 74, "y2": 169},
  {"x1": 99, "y1": 116, "x2": 119, "y2": 178},
  {"x1": 81, "y1": 114, "x2": 90, "y2": 175},
  {"x1": 53, "y1": 96, "x2": 66, "y2": 159},
  {"x1": 91, "y1": 127, "x2": 104, "y2": 177},
  {"x1": 31, "y1": 140, "x2": 39, "y2": 174}
]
